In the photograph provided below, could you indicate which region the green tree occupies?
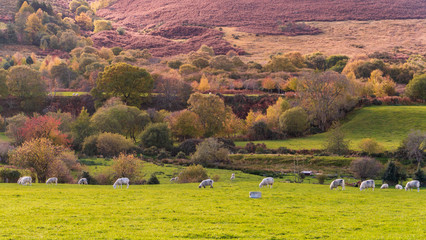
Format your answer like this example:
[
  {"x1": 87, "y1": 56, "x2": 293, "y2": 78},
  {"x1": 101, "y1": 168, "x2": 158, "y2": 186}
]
[
  {"x1": 7, "y1": 65, "x2": 46, "y2": 111},
  {"x1": 50, "y1": 63, "x2": 77, "y2": 88},
  {"x1": 59, "y1": 30, "x2": 78, "y2": 52},
  {"x1": 405, "y1": 74, "x2": 426, "y2": 100},
  {"x1": 382, "y1": 161, "x2": 406, "y2": 186},
  {"x1": 324, "y1": 122, "x2": 350, "y2": 155},
  {"x1": 279, "y1": 107, "x2": 309, "y2": 136},
  {"x1": 0, "y1": 69, "x2": 9, "y2": 97},
  {"x1": 91, "y1": 103, "x2": 150, "y2": 142},
  {"x1": 93, "y1": 62, "x2": 153, "y2": 106},
  {"x1": 191, "y1": 138, "x2": 229, "y2": 167},
  {"x1": 71, "y1": 107, "x2": 97, "y2": 149},
  {"x1": 139, "y1": 123, "x2": 172, "y2": 150},
  {"x1": 167, "y1": 110, "x2": 204, "y2": 141},
  {"x1": 187, "y1": 93, "x2": 227, "y2": 137}
]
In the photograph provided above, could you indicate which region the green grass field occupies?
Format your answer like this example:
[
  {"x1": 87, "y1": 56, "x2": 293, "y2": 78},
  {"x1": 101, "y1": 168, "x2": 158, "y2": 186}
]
[
  {"x1": 49, "y1": 92, "x2": 89, "y2": 96},
  {"x1": 0, "y1": 182, "x2": 424, "y2": 239},
  {"x1": 236, "y1": 105, "x2": 426, "y2": 150}
]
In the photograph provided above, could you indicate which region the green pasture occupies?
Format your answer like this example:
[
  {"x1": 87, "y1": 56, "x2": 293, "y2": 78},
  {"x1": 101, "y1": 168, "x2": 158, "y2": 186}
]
[
  {"x1": 0, "y1": 132, "x2": 9, "y2": 142},
  {"x1": 0, "y1": 182, "x2": 424, "y2": 239},
  {"x1": 236, "y1": 105, "x2": 426, "y2": 150},
  {"x1": 49, "y1": 92, "x2": 89, "y2": 96}
]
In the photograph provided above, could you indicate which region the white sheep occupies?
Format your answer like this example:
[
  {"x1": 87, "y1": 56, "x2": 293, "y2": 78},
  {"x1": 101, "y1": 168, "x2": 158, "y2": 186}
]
[
  {"x1": 380, "y1": 183, "x2": 389, "y2": 189},
  {"x1": 170, "y1": 177, "x2": 178, "y2": 182},
  {"x1": 18, "y1": 176, "x2": 32, "y2": 186},
  {"x1": 230, "y1": 173, "x2": 235, "y2": 181},
  {"x1": 259, "y1": 177, "x2": 274, "y2": 188},
  {"x1": 46, "y1": 177, "x2": 58, "y2": 185},
  {"x1": 360, "y1": 180, "x2": 375, "y2": 191},
  {"x1": 113, "y1": 177, "x2": 129, "y2": 189},
  {"x1": 395, "y1": 184, "x2": 403, "y2": 189},
  {"x1": 405, "y1": 180, "x2": 420, "y2": 192},
  {"x1": 199, "y1": 179, "x2": 214, "y2": 188},
  {"x1": 78, "y1": 178, "x2": 88, "y2": 185},
  {"x1": 330, "y1": 179, "x2": 345, "y2": 190}
]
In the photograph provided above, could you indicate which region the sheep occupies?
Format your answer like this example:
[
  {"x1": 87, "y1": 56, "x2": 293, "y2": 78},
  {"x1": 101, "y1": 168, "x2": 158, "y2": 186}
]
[
  {"x1": 230, "y1": 173, "x2": 235, "y2": 181},
  {"x1": 78, "y1": 178, "x2": 88, "y2": 185},
  {"x1": 199, "y1": 179, "x2": 214, "y2": 188},
  {"x1": 405, "y1": 180, "x2": 420, "y2": 192},
  {"x1": 46, "y1": 177, "x2": 58, "y2": 185},
  {"x1": 170, "y1": 177, "x2": 178, "y2": 182},
  {"x1": 395, "y1": 184, "x2": 403, "y2": 190},
  {"x1": 380, "y1": 184, "x2": 389, "y2": 189},
  {"x1": 330, "y1": 179, "x2": 345, "y2": 190},
  {"x1": 359, "y1": 180, "x2": 375, "y2": 191},
  {"x1": 18, "y1": 176, "x2": 32, "y2": 186},
  {"x1": 259, "y1": 177, "x2": 274, "y2": 188},
  {"x1": 113, "y1": 177, "x2": 129, "y2": 189}
]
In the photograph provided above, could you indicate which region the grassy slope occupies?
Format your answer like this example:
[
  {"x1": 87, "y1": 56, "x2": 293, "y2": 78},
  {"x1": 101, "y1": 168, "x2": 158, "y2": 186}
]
[
  {"x1": 235, "y1": 105, "x2": 426, "y2": 150},
  {"x1": 0, "y1": 182, "x2": 424, "y2": 239}
]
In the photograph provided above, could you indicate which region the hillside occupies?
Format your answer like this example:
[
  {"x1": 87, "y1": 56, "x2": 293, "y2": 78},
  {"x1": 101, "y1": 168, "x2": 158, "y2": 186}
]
[{"x1": 236, "y1": 106, "x2": 426, "y2": 150}]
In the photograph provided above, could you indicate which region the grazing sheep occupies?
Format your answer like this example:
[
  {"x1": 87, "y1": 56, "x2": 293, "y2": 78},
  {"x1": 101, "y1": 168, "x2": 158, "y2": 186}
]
[
  {"x1": 199, "y1": 179, "x2": 214, "y2": 188},
  {"x1": 170, "y1": 177, "x2": 178, "y2": 182},
  {"x1": 18, "y1": 176, "x2": 32, "y2": 186},
  {"x1": 78, "y1": 178, "x2": 88, "y2": 185},
  {"x1": 395, "y1": 184, "x2": 403, "y2": 189},
  {"x1": 380, "y1": 184, "x2": 389, "y2": 189},
  {"x1": 359, "y1": 180, "x2": 375, "y2": 191},
  {"x1": 259, "y1": 177, "x2": 274, "y2": 188},
  {"x1": 46, "y1": 177, "x2": 58, "y2": 185},
  {"x1": 330, "y1": 179, "x2": 345, "y2": 190},
  {"x1": 405, "y1": 180, "x2": 420, "y2": 192},
  {"x1": 230, "y1": 173, "x2": 235, "y2": 181},
  {"x1": 113, "y1": 177, "x2": 129, "y2": 189}
]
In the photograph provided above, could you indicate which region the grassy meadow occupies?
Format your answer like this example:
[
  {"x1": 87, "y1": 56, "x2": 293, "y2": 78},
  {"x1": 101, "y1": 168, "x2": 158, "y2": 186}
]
[
  {"x1": 0, "y1": 181, "x2": 424, "y2": 239},
  {"x1": 236, "y1": 105, "x2": 426, "y2": 151}
]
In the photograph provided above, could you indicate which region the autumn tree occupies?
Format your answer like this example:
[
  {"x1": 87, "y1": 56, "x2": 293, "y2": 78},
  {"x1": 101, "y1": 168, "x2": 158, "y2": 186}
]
[
  {"x1": 263, "y1": 56, "x2": 298, "y2": 72},
  {"x1": 93, "y1": 62, "x2": 153, "y2": 106},
  {"x1": 5, "y1": 113, "x2": 29, "y2": 145},
  {"x1": 75, "y1": 12, "x2": 93, "y2": 31},
  {"x1": 266, "y1": 97, "x2": 290, "y2": 130},
  {"x1": 25, "y1": 12, "x2": 45, "y2": 44},
  {"x1": 112, "y1": 153, "x2": 142, "y2": 181},
  {"x1": 221, "y1": 108, "x2": 245, "y2": 138},
  {"x1": 197, "y1": 74, "x2": 210, "y2": 92},
  {"x1": 167, "y1": 110, "x2": 204, "y2": 141},
  {"x1": 262, "y1": 77, "x2": 276, "y2": 92},
  {"x1": 191, "y1": 138, "x2": 229, "y2": 167},
  {"x1": 7, "y1": 65, "x2": 46, "y2": 111},
  {"x1": 19, "y1": 115, "x2": 70, "y2": 146},
  {"x1": 91, "y1": 102, "x2": 151, "y2": 142},
  {"x1": 9, "y1": 138, "x2": 73, "y2": 182},
  {"x1": 297, "y1": 71, "x2": 354, "y2": 131},
  {"x1": 187, "y1": 93, "x2": 227, "y2": 137}
]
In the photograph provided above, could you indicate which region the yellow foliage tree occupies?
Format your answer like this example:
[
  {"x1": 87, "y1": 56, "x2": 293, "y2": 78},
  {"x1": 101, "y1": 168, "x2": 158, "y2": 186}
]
[
  {"x1": 197, "y1": 74, "x2": 210, "y2": 92},
  {"x1": 25, "y1": 13, "x2": 45, "y2": 42},
  {"x1": 262, "y1": 77, "x2": 276, "y2": 92},
  {"x1": 266, "y1": 97, "x2": 290, "y2": 130},
  {"x1": 75, "y1": 12, "x2": 93, "y2": 31}
]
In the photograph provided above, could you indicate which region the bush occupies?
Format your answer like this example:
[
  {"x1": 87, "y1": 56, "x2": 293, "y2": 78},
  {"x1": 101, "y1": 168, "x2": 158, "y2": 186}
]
[
  {"x1": 350, "y1": 157, "x2": 383, "y2": 180},
  {"x1": 147, "y1": 174, "x2": 160, "y2": 184},
  {"x1": 96, "y1": 132, "x2": 134, "y2": 157},
  {"x1": 358, "y1": 138, "x2": 385, "y2": 155},
  {"x1": 191, "y1": 138, "x2": 229, "y2": 167},
  {"x1": 177, "y1": 165, "x2": 209, "y2": 183},
  {"x1": 116, "y1": 27, "x2": 126, "y2": 35},
  {"x1": 81, "y1": 171, "x2": 96, "y2": 184},
  {"x1": 168, "y1": 60, "x2": 183, "y2": 69},
  {"x1": 143, "y1": 146, "x2": 158, "y2": 156},
  {"x1": 405, "y1": 74, "x2": 426, "y2": 100},
  {"x1": 139, "y1": 123, "x2": 173, "y2": 150},
  {"x1": 382, "y1": 161, "x2": 406, "y2": 186},
  {"x1": 179, "y1": 64, "x2": 198, "y2": 75},
  {"x1": 111, "y1": 47, "x2": 123, "y2": 56},
  {"x1": 212, "y1": 174, "x2": 220, "y2": 182},
  {"x1": 157, "y1": 149, "x2": 170, "y2": 160},
  {"x1": 279, "y1": 107, "x2": 309, "y2": 136},
  {"x1": 317, "y1": 174, "x2": 327, "y2": 184},
  {"x1": 0, "y1": 169, "x2": 21, "y2": 183},
  {"x1": 94, "y1": 167, "x2": 115, "y2": 185},
  {"x1": 94, "y1": 20, "x2": 112, "y2": 33},
  {"x1": 324, "y1": 123, "x2": 350, "y2": 155},
  {"x1": 414, "y1": 168, "x2": 426, "y2": 186},
  {"x1": 175, "y1": 151, "x2": 187, "y2": 159},
  {"x1": 178, "y1": 139, "x2": 202, "y2": 155},
  {"x1": 82, "y1": 135, "x2": 99, "y2": 156},
  {"x1": 112, "y1": 153, "x2": 141, "y2": 181}
]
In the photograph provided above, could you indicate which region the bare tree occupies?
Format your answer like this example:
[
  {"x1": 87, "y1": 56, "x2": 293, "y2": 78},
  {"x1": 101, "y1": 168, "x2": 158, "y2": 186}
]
[
  {"x1": 400, "y1": 130, "x2": 426, "y2": 168},
  {"x1": 350, "y1": 157, "x2": 383, "y2": 181},
  {"x1": 297, "y1": 71, "x2": 354, "y2": 131}
]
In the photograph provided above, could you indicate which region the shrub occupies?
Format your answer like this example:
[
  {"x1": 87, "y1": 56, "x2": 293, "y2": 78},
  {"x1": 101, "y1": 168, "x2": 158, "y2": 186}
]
[
  {"x1": 0, "y1": 143, "x2": 11, "y2": 164},
  {"x1": 177, "y1": 165, "x2": 209, "y2": 183},
  {"x1": 111, "y1": 47, "x2": 123, "y2": 56},
  {"x1": 192, "y1": 138, "x2": 229, "y2": 167},
  {"x1": 178, "y1": 139, "x2": 202, "y2": 155},
  {"x1": 192, "y1": 58, "x2": 209, "y2": 69},
  {"x1": 317, "y1": 174, "x2": 327, "y2": 184},
  {"x1": 209, "y1": 56, "x2": 234, "y2": 71},
  {"x1": 176, "y1": 151, "x2": 187, "y2": 159},
  {"x1": 324, "y1": 123, "x2": 350, "y2": 155},
  {"x1": 139, "y1": 123, "x2": 173, "y2": 150},
  {"x1": 82, "y1": 134, "x2": 99, "y2": 156},
  {"x1": 96, "y1": 132, "x2": 134, "y2": 157},
  {"x1": 405, "y1": 74, "x2": 426, "y2": 100},
  {"x1": 81, "y1": 171, "x2": 96, "y2": 184},
  {"x1": 157, "y1": 149, "x2": 170, "y2": 160},
  {"x1": 116, "y1": 27, "x2": 126, "y2": 35},
  {"x1": 168, "y1": 60, "x2": 183, "y2": 69},
  {"x1": 94, "y1": 20, "x2": 112, "y2": 33},
  {"x1": 143, "y1": 146, "x2": 158, "y2": 156},
  {"x1": 382, "y1": 161, "x2": 406, "y2": 186},
  {"x1": 414, "y1": 168, "x2": 426, "y2": 186},
  {"x1": 94, "y1": 167, "x2": 115, "y2": 185},
  {"x1": 179, "y1": 64, "x2": 198, "y2": 75},
  {"x1": 0, "y1": 169, "x2": 21, "y2": 183},
  {"x1": 147, "y1": 174, "x2": 160, "y2": 184},
  {"x1": 358, "y1": 138, "x2": 385, "y2": 155},
  {"x1": 112, "y1": 153, "x2": 141, "y2": 181},
  {"x1": 5, "y1": 113, "x2": 28, "y2": 145},
  {"x1": 279, "y1": 107, "x2": 309, "y2": 136},
  {"x1": 350, "y1": 157, "x2": 383, "y2": 180},
  {"x1": 212, "y1": 174, "x2": 220, "y2": 182}
]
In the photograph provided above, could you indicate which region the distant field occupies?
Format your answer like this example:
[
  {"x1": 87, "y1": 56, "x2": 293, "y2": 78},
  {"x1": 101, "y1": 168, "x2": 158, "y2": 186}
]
[
  {"x1": 0, "y1": 182, "x2": 424, "y2": 239},
  {"x1": 49, "y1": 92, "x2": 89, "y2": 96},
  {"x1": 223, "y1": 19, "x2": 426, "y2": 63},
  {"x1": 0, "y1": 132, "x2": 10, "y2": 142},
  {"x1": 236, "y1": 105, "x2": 426, "y2": 150}
]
